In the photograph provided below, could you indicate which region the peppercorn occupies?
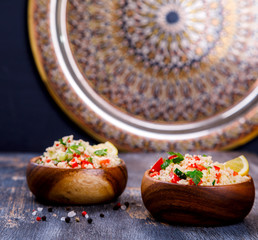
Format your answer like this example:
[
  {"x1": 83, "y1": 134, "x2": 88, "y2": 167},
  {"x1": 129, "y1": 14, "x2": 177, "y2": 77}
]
[
  {"x1": 66, "y1": 207, "x2": 71, "y2": 211},
  {"x1": 124, "y1": 202, "x2": 129, "y2": 208},
  {"x1": 42, "y1": 216, "x2": 46, "y2": 221},
  {"x1": 82, "y1": 211, "x2": 87, "y2": 217},
  {"x1": 100, "y1": 213, "x2": 104, "y2": 218},
  {"x1": 87, "y1": 218, "x2": 93, "y2": 224},
  {"x1": 113, "y1": 203, "x2": 121, "y2": 210},
  {"x1": 65, "y1": 217, "x2": 70, "y2": 223},
  {"x1": 48, "y1": 207, "x2": 53, "y2": 212},
  {"x1": 36, "y1": 217, "x2": 41, "y2": 221},
  {"x1": 75, "y1": 217, "x2": 80, "y2": 222}
]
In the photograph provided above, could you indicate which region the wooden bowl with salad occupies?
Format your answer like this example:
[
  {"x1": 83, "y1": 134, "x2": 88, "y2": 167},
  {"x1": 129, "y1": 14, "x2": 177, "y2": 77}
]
[
  {"x1": 26, "y1": 136, "x2": 128, "y2": 205},
  {"x1": 141, "y1": 153, "x2": 255, "y2": 226}
]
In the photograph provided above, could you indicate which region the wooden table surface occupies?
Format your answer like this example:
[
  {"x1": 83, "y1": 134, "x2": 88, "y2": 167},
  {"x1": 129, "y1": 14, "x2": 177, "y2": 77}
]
[{"x1": 0, "y1": 152, "x2": 257, "y2": 240}]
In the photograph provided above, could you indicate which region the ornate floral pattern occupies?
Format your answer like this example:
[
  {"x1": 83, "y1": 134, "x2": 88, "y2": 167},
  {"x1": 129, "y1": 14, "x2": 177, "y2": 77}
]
[{"x1": 29, "y1": 0, "x2": 258, "y2": 152}]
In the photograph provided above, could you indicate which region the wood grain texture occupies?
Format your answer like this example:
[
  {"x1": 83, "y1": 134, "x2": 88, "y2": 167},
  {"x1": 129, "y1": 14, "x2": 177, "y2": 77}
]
[
  {"x1": 26, "y1": 156, "x2": 128, "y2": 204},
  {"x1": 0, "y1": 152, "x2": 257, "y2": 240},
  {"x1": 141, "y1": 170, "x2": 255, "y2": 226}
]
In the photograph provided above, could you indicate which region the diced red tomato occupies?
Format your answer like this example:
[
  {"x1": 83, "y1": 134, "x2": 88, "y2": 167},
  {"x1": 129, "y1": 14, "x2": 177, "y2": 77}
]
[
  {"x1": 188, "y1": 163, "x2": 197, "y2": 168},
  {"x1": 149, "y1": 171, "x2": 160, "y2": 177},
  {"x1": 233, "y1": 171, "x2": 238, "y2": 176},
  {"x1": 216, "y1": 172, "x2": 221, "y2": 183},
  {"x1": 71, "y1": 162, "x2": 78, "y2": 168},
  {"x1": 189, "y1": 179, "x2": 203, "y2": 185},
  {"x1": 214, "y1": 165, "x2": 220, "y2": 171},
  {"x1": 46, "y1": 159, "x2": 51, "y2": 163},
  {"x1": 150, "y1": 157, "x2": 164, "y2": 173},
  {"x1": 170, "y1": 173, "x2": 181, "y2": 183},
  {"x1": 100, "y1": 159, "x2": 110, "y2": 167},
  {"x1": 56, "y1": 143, "x2": 59, "y2": 147},
  {"x1": 196, "y1": 164, "x2": 206, "y2": 171},
  {"x1": 84, "y1": 154, "x2": 90, "y2": 158},
  {"x1": 81, "y1": 160, "x2": 93, "y2": 169},
  {"x1": 194, "y1": 156, "x2": 200, "y2": 161}
]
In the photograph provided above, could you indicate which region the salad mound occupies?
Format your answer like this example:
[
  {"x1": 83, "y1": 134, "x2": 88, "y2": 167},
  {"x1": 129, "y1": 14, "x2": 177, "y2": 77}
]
[
  {"x1": 36, "y1": 135, "x2": 121, "y2": 169},
  {"x1": 149, "y1": 152, "x2": 250, "y2": 186}
]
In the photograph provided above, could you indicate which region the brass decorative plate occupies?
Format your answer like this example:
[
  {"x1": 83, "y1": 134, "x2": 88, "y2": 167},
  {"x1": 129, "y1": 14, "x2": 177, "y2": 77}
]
[{"x1": 28, "y1": 0, "x2": 258, "y2": 151}]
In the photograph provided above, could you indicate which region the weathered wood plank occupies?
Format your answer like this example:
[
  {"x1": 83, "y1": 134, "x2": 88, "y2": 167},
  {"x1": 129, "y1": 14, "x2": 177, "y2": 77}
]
[{"x1": 0, "y1": 152, "x2": 257, "y2": 240}]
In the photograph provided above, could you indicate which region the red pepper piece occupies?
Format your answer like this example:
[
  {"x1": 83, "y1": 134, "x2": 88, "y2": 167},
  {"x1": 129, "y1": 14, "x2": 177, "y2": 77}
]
[
  {"x1": 188, "y1": 163, "x2": 197, "y2": 168},
  {"x1": 214, "y1": 165, "x2": 220, "y2": 171},
  {"x1": 216, "y1": 173, "x2": 221, "y2": 183},
  {"x1": 100, "y1": 159, "x2": 110, "y2": 167},
  {"x1": 170, "y1": 173, "x2": 181, "y2": 183},
  {"x1": 84, "y1": 154, "x2": 90, "y2": 158},
  {"x1": 168, "y1": 155, "x2": 177, "y2": 160},
  {"x1": 149, "y1": 171, "x2": 159, "y2": 177},
  {"x1": 194, "y1": 156, "x2": 200, "y2": 161},
  {"x1": 150, "y1": 157, "x2": 164, "y2": 172},
  {"x1": 189, "y1": 179, "x2": 203, "y2": 185},
  {"x1": 81, "y1": 160, "x2": 93, "y2": 169},
  {"x1": 71, "y1": 162, "x2": 78, "y2": 168},
  {"x1": 233, "y1": 171, "x2": 238, "y2": 176},
  {"x1": 196, "y1": 164, "x2": 206, "y2": 171}
]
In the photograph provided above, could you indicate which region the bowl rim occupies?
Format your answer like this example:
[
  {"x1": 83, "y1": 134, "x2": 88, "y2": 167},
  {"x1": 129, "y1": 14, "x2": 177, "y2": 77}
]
[
  {"x1": 29, "y1": 156, "x2": 126, "y2": 171},
  {"x1": 143, "y1": 169, "x2": 253, "y2": 188}
]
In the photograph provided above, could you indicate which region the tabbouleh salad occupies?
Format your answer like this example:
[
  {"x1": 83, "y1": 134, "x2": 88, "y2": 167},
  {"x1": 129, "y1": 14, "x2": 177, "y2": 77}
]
[
  {"x1": 36, "y1": 135, "x2": 121, "y2": 169},
  {"x1": 149, "y1": 152, "x2": 250, "y2": 186}
]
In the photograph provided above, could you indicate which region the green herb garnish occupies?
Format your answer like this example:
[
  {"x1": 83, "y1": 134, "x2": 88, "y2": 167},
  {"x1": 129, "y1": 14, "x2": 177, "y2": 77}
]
[
  {"x1": 212, "y1": 180, "x2": 215, "y2": 186},
  {"x1": 59, "y1": 138, "x2": 66, "y2": 146},
  {"x1": 161, "y1": 152, "x2": 185, "y2": 169},
  {"x1": 186, "y1": 169, "x2": 203, "y2": 185},
  {"x1": 202, "y1": 154, "x2": 207, "y2": 157},
  {"x1": 168, "y1": 152, "x2": 184, "y2": 164},
  {"x1": 206, "y1": 166, "x2": 212, "y2": 174},
  {"x1": 174, "y1": 168, "x2": 187, "y2": 180},
  {"x1": 161, "y1": 159, "x2": 171, "y2": 169},
  {"x1": 66, "y1": 148, "x2": 73, "y2": 154},
  {"x1": 94, "y1": 149, "x2": 107, "y2": 156},
  {"x1": 69, "y1": 145, "x2": 81, "y2": 155},
  {"x1": 87, "y1": 157, "x2": 93, "y2": 163}
]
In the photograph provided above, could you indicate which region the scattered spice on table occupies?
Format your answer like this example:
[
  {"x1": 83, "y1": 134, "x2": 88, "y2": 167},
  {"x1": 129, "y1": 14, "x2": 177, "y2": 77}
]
[
  {"x1": 68, "y1": 211, "x2": 76, "y2": 218},
  {"x1": 48, "y1": 207, "x2": 53, "y2": 212},
  {"x1": 42, "y1": 216, "x2": 46, "y2": 221},
  {"x1": 100, "y1": 213, "x2": 104, "y2": 218},
  {"x1": 65, "y1": 217, "x2": 70, "y2": 223},
  {"x1": 124, "y1": 202, "x2": 129, "y2": 208},
  {"x1": 37, "y1": 207, "x2": 43, "y2": 212},
  {"x1": 75, "y1": 217, "x2": 80, "y2": 222},
  {"x1": 113, "y1": 202, "x2": 121, "y2": 210},
  {"x1": 121, "y1": 205, "x2": 127, "y2": 210}
]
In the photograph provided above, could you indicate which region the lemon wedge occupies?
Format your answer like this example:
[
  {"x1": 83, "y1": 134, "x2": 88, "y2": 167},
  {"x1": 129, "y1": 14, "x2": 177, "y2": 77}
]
[
  {"x1": 222, "y1": 155, "x2": 249, "y2": 176},
  {"x1": 93, "y1": 141, "x2": 118, "y2": 155}
]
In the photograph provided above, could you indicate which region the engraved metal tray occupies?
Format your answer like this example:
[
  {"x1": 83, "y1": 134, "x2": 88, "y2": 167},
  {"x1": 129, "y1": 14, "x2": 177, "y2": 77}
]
[{"x1": 28, "y1": 0, "x2": 258, "y2": 151}]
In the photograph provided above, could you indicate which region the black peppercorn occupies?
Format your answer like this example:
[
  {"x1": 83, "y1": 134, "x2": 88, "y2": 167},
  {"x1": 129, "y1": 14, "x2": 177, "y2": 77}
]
[
  {"x1": 48, "y1": 207, "x2": 53, "y2": 212},
  {"x1": 65, "y1": 217, "x2": 70, "y2": 223},
  {"x1": 100, "y1": 213, "x2": 104, "y2": 218},
  {"x1": 42, "y1": 216, "x2": 46, "y2": 221},
  {"x1": 88, "y1": 218, "x2": 93, "y2": 224}
]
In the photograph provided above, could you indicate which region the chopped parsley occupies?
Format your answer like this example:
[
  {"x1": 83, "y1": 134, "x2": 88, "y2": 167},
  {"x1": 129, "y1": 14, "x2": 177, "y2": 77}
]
[
  {"x1": 174, "y1": 168, "x2": 187, "y2": 180},
  {"x1": 94, "y1": 149, "x2": 108, "y2": 156},
  {"x1": 59, "y1": 138, "x2": 66, "y2": 146},
  {"x1": 186, "y1": 169, "x2": 203, "y2": 185},
  {"x1": 202, "y1": 154, "x2": 207, "y2": 157},
  {"x1": 161, "y1": 152, "x2": 184, "y2": 169},
  {"x1": 69, "y1": 145, "x2": 81, "y2": 155}
]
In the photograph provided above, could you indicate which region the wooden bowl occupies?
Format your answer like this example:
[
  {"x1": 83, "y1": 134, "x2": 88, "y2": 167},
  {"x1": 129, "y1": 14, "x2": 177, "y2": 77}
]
[
  {"x1": 141, "y1": 170, "x2": 255, "y2": 226},
  {"x1": 27, "y1": 156, "x2": 128, "y2": 205}
]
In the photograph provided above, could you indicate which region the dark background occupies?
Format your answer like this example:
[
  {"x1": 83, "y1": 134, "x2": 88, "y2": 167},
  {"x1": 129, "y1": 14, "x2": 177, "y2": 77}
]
[{"x1": 0, "y1": 0, "x2": 257, "y2": 153}]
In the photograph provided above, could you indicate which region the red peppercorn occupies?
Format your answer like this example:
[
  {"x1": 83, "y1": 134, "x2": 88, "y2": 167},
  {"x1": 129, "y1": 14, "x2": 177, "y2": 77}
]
[
  {"x1": 82, "y1": 211, "x2": 87, "y2": 217},
  {"x1": 36, "y1": 217, "x2": 41, "y2": 221}
]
